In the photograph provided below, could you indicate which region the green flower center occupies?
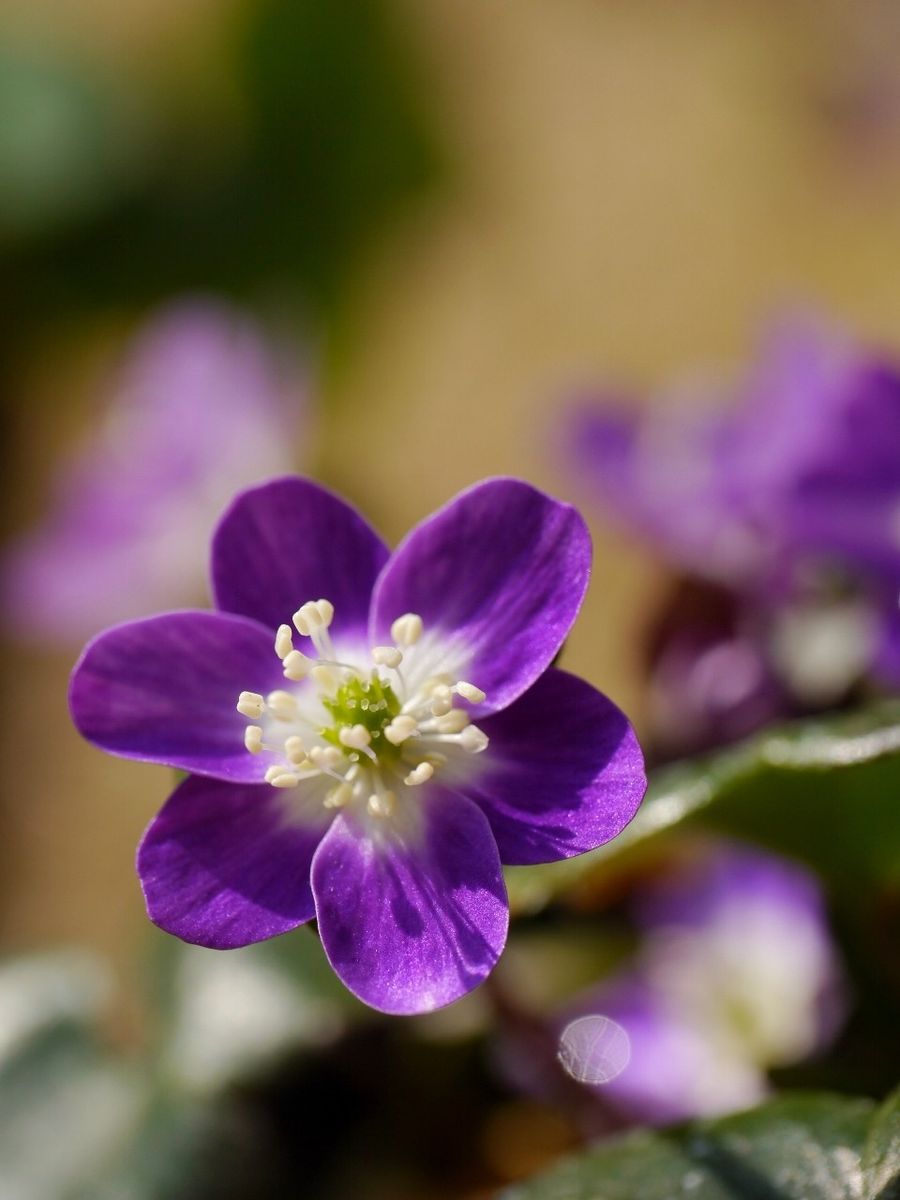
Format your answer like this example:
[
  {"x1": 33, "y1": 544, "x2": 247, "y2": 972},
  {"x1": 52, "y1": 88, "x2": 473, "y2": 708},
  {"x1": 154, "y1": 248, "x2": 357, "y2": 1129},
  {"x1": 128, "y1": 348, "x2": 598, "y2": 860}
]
[{"x1": 320, "y1": 675, "x2": 402, "y2": 761}]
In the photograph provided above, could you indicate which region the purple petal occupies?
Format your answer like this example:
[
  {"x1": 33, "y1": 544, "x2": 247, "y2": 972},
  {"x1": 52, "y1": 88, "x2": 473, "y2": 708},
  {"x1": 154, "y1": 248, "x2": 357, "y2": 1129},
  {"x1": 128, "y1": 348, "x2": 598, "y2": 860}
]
[
  {"x1": 370, "y1": 479, "x2": 591, "y2": 715},
  {"x1": 211, "y1": 477, "x2": 389, "y2": 640},
  {"x1": 466, "y1": 668, "x2": 645, "y2": 865},
  {"x1": 69, "y1": 610, "x2": 282, "y2": 782},
  {"x1": 138, "y1": 776, "x2": 329, "y2": 948},
  {"x1": 311, "y1": 789, "x2": 508, "y2": 1014},
  {"x1": 875, "y1": 599, "x2": 900, "y2": 686}
]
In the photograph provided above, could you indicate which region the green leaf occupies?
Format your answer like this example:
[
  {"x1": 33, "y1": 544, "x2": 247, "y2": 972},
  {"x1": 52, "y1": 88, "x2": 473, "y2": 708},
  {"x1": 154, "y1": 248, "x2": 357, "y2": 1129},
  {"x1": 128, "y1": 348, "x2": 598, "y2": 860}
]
[
  {"x1": 862, "y1": 1086, "x2": 900, "y2": 1200},
  {"x1": 501, "y1": 1092, "x2": 900, "y2": 1200},
  {"x1": 0, "y1": 49, "x2": 143, "y2": 241},
  {"x1": 147, "y1": 923, "x2": 364, "y2": 1094},
  {"x1": 507, "y1": 702, "x2": 900, "y2": 913},
  {"x1": 0, "y1": 968, "x2": 143, "y2": 1200}
]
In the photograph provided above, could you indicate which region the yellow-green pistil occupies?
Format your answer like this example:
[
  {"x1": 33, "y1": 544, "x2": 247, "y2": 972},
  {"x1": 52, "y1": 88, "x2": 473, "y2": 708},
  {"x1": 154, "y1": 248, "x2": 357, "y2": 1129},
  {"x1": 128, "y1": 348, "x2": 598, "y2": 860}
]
[{"x1": 320, "y1": 674, "x2": 402, "y2": 762}]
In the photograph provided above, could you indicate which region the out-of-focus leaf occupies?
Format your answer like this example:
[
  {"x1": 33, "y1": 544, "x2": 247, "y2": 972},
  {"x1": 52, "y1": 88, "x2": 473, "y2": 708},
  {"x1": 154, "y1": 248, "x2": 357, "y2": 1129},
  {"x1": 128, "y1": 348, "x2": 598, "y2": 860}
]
[
  {"x1": 0, "y1": 949, "x2": 113, "y2": 1058},
  {"x1": 0, "y1": 1019, "x2": 142, "y2": 1200},
  {"x1": 3, "y1": 0, "x2": 440, "y2": 334},
  {"x1": 72, "y1": 1095, "x2": 278, "y2": 1200},
  {"x1": 508, "y1": 702, "x2": 900, "y2": 913},
  {"x1": 240, "y1": 0, "x2": 440, "y2": 311},
  {"x1": 0, "y1": 50, "x2": 145, "y2": 241},
  {"x1": 501, "y1": 1092, "x2": 899, "y2": 1200},
  {"x1": 145, "y1": 925, "x2": 364, "y2": 1094},
  {"x1": 862, "y1": 1086, "x2": 900, "y2": 1199}
]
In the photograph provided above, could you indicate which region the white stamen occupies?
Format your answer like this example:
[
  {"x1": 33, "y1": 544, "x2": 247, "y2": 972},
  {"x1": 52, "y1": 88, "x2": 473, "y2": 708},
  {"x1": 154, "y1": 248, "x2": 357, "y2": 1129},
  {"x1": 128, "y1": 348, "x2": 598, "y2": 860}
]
[
  {"x1": 266, "y1": 689, "x2": 299, "y2": 720},
  {"x1": 404, "y1": 762, "x2": 434, "y2": 786},
  {"x1": 265, "y1": 764, "x2": 294, "y2": 784},
  {"x1": 459, "y1": 725, "x2": 489, "y2": 754},
  {"x1": 310, "y1": 664, "x2": 337, "y2": 691},
  {"x1": 309, "y1": 745, "x2": 342, "y2": 769},
  {"x1": 293, "y1": 598, "x2": 334, "y2": 636},
  {"x1": 372, "y1": 646, "x2": 403, "y2": 668},
  {"x1": 339, "y1": 724, "x2": 371, "y2": 751},
  {"x1": 325, "y1": 782, "x2": 353, "y2": 808},
  {"x1": 432, "y1": 708, "x2": 469, "y2": 734},
  {"x1": 367, "y1": 790, "x2": 396, "y2": 818},
  {"x1": 237, "y1": 691, "x2": 265, "y2": 718},
  {"x1": 275, "y1": 624, "x2": 294, "y2": 659},
  {"x1": 282, "y1": 650, "x2": 312, "y2": 681},
  {"x1": 284, "y1": 735, "x2": 306, "y2": 764},
  {"x1": 384, "y1": 715, "x2": 418, "y2": 745},
  {"x1": 292, "y1": 603, "x2": 317, "y2": 636},
  {"x1": 241, "y1": 599, "x2": 495, "y2": 808},
  {"x1": 270, "y1": 773, "x2": 299, "y2": 789},
  {"x1": 391, "y1": 613, "x2": 423, "y2": 646},
  {"x1": 424, "y1": 673, "x2": 454, "y2": 691},
  {"x1": 315, "y1": 599, "x2": 334, "y2": 627}
]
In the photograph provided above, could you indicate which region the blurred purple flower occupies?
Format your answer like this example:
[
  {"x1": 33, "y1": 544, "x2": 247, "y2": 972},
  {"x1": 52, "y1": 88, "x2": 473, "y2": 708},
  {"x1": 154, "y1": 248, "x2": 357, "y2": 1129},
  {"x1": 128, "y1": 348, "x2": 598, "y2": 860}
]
[
  {"x1": 3, "y1": 300, "x2": 301, "y2": 643},
  {"x1": 564, "y1": 846, "x2": 846, "y2": 1124},
  {"x1": 69, "y1": 476, "x2": 646, "y2": 1014},
  {"x1": 568, "y1": 315, "x2": 900, "y2": 751}
]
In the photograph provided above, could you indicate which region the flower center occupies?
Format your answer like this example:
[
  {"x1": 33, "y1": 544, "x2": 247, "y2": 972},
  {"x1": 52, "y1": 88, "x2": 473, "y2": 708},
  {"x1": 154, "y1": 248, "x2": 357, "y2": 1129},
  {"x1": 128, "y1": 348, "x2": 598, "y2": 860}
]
[{"x1": 235, "y1": 599, "x2": 489, "y2": 819}]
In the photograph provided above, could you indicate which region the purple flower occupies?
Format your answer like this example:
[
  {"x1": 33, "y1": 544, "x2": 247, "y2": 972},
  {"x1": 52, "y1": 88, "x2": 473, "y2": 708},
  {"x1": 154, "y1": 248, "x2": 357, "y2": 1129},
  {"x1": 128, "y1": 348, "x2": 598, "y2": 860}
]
[
  {"x1": 69, "y1": 477, "x2": 646, "y2": 1014},
  {"x1": 568, "y1": 314, "x2": 900, "y2": 748},
  {"x1": 573, "y1": 315, "x2": 900, "y2": 588},
  {"x1": 3, "y1": 299, "x2": 300, "y2": 643},
  {"x1": 565, "y1": 846, "x2": 846, "y2": 1123}
]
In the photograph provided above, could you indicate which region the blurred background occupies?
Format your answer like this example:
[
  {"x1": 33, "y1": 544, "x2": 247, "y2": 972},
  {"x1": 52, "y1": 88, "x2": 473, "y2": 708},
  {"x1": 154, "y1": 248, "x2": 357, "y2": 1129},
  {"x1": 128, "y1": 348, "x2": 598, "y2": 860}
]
[{"x1": 0, "y1": 1, "x2": 899, "y2": 1196}]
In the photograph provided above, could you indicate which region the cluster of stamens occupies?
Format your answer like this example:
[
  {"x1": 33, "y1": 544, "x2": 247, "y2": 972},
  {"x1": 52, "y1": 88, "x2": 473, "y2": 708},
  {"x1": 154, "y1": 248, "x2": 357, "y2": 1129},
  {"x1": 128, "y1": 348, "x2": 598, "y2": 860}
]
[{"x1": 236, "y1": 600, "x2": 488, "y2": 820}]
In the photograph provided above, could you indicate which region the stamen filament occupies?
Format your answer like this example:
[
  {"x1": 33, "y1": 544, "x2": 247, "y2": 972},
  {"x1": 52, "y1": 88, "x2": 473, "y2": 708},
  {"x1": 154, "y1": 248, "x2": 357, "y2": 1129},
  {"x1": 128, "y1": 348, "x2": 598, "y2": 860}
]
[{"x1": 236, "y1": 601, "x2": 491, "y2": 812}]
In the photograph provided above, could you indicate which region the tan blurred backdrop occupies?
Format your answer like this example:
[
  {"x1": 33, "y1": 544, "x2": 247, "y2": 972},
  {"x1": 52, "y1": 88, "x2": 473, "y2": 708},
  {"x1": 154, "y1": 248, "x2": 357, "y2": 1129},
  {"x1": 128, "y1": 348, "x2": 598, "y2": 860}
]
[{"x1": 2, "y1": 0, "x2": 900, "y2": 999}]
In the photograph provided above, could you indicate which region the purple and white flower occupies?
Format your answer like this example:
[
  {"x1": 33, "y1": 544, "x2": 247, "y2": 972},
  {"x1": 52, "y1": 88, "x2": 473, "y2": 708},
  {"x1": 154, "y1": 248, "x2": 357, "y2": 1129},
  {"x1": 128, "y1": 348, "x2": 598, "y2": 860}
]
[
  {"x1": 567, "y1": 314, "x2": 900, "y2": 750},
  {"x1": 564, "y1": 846, "x2": 846, "y2": 1123},
  {"x1": 69, "y1": 477, "x2": 646, "y2": 1014},
  {"x1": 3, "y1": 299, "x2": 301, "y2": 643}
]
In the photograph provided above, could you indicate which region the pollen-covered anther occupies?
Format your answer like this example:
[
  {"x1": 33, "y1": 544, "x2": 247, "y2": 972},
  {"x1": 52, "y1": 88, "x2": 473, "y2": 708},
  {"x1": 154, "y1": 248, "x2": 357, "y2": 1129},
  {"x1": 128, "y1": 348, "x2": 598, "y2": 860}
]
[
  {"x1": 433, "y1": 708, "x2": 469, "y2": 734},
  {"x1": 284, "y1": 735, "x2": 306, "y2": 764},
  {"x1": 309, "y1": 745, "x2": 342, "y2": 769},
  {"x1": 390, "y1": 613, "x2": 423, "y2": 646},
  {"x1": 404, "y1": 762, "x2": 434, "y2": 787},
  {"x1": 244, "y1": 725, "x2": 263, "y2": 754},
  {"x1": 274, "y1": 624, "x2": 294, "y2": 659},
  {"x1": 310, "y1": 664, "x2": 337, "y2": 691},
  {"x1": 430, "y1": 685, "x2": 453, "y2": 717},
  {"x1": 237, "y1": 691, "x2": 265, "y2": 718},
  {"x1": 282, "y1": 650, "x2": 312, "y2": 681},
  {"x1": 293, "y1": 599, "x2": 334, "y2": 636},
  {"x1": 339, "y1": 724, "x2": 372, "y2": 751},
  {"x1": 266, "y1": 689, "x2": 299, "y2": 720},
  {"x1": 265, "y1": 764, "x2": 299, "y2": 788},
  {"x1": 384, "y1": 715, "x2": 418, "y2": 745},
  {"x1": 459, "y1": 725, "x2": 489, "y2": 754},
  {"x1": 324, "y1": 782, "x2": 353, "y2": 808},
  {"x1": 367, "y1": 790, "x2": 396, "y2": 818},
  {"x1": 454, "y1": 681, "x2": 486, "y2": 705},
  {"x1": 271, "y1": 773, "x2": 300, "y2": 789},
  {"x1": 372, "y1": 645, "x2": 403, "y2": 668}
]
